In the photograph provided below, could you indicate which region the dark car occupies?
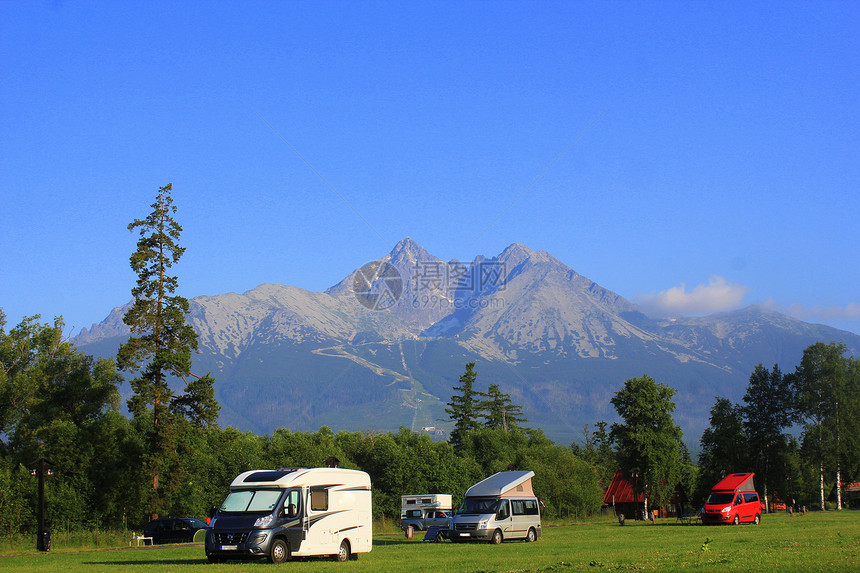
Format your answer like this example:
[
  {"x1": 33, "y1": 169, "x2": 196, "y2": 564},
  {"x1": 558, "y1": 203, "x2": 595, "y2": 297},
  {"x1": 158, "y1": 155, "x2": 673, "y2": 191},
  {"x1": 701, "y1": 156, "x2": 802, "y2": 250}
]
[
  {"x1": 401, "y1": 509, "x2": 451, "y2": 531},
  {"x1": 144, "y1": 517, "x2": 209, "y2": 544}
]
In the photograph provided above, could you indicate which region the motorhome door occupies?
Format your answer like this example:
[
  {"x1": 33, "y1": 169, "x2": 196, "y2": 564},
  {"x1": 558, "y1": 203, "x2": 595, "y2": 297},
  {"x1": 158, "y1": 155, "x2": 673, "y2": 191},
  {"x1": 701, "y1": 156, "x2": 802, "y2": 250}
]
[{"x1": 302, "y1": 487, "x2": 310, "y2": 540}]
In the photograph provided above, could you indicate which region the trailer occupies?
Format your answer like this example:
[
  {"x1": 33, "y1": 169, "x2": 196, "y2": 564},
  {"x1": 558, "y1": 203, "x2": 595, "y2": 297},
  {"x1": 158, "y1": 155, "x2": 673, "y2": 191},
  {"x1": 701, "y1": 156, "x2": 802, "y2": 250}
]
[{"x1": 400, "y1": 494, "x2": 453, "y2": 531}]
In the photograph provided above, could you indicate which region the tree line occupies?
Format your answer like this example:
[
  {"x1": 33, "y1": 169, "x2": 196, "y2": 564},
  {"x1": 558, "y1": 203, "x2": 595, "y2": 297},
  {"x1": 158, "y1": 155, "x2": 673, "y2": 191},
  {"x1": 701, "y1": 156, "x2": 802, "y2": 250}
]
[
  {"x1": 576, "y1": 344, "x2": 860, "y2": 517},
  {"x1": 1, "y1": 184, "x2": 857, "y2": 542},
  {"x1": 0, "y1": 317, "x2": 603, "y2": 536},
  {"x1": 695, "y1": 343, "x2": 860, "y2": 512}
]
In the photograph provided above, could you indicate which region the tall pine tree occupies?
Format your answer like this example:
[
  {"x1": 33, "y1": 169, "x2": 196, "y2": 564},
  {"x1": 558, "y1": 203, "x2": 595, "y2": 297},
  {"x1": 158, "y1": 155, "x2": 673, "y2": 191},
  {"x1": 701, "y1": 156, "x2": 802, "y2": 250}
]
[
  {"x1": 117, "y1": 184, "x2": 219, "y2": 512},
  {"x1": 445, "y1": 362, "x2": 483, "y2": 453}
]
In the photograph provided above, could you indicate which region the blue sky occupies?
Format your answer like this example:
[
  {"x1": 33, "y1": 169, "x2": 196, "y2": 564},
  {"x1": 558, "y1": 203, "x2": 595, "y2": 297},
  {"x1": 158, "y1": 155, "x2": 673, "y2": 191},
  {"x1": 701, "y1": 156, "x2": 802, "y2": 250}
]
[{"x1": 1, "y1": 0, "x2": 858, "y2": 337}]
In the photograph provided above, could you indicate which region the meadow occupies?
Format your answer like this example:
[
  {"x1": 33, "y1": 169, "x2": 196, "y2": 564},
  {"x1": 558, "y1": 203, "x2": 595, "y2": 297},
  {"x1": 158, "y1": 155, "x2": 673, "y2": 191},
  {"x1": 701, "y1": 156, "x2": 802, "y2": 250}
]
[{"x1": 0, "y1": 512, "x2": 857, "y2": 573}]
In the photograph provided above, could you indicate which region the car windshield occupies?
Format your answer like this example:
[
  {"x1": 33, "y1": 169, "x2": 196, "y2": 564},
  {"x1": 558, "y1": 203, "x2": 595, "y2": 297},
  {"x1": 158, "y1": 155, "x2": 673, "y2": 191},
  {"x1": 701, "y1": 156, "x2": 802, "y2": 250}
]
[
  {"x1": 458, "y1": 497, "x2": 500, "y2": 514},
  {"x1": 706, "y1": 492, "x2": 736, "y2": 505},
  {"x1": 220, "y1": 489, "x2": 282, "y2": 513}
]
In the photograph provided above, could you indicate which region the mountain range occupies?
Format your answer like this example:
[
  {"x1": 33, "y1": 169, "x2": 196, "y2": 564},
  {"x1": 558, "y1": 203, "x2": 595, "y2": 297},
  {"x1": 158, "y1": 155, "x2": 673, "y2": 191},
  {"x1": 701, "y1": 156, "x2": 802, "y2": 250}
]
[{"x1": 73, "y1": 238, "x2": 860, "y2": 445}]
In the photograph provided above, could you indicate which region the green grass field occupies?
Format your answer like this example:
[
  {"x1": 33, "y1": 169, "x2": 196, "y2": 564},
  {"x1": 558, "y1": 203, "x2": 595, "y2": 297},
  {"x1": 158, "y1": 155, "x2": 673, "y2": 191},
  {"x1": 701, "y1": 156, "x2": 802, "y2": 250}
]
[{"x1": 1, "y1": 512, "x2": 858, "y2": 572}]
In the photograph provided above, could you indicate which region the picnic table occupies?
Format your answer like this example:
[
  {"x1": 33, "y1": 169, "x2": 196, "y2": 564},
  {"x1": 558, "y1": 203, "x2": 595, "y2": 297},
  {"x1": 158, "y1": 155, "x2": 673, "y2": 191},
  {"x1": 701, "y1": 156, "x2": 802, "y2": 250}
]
[{"x1": 129, "y1": 535, "x2": 153, "y2": 546}]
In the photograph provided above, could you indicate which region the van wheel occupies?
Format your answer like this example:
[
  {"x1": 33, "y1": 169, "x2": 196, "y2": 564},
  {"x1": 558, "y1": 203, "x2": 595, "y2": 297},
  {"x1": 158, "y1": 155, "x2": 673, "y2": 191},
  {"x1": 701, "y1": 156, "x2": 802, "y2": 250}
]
[
  {"x1": 525, "y1": 528, "x2": 537, "y2": 542},
  {"x1": 732, "y1": 515, "x2": 740, "y2": 525},
  {"x1": 753, "y1": 514, "x2": 760, "y2": 525},
  {"x1": 269, "y1": 539, "x2": 289, "y2": 564},
  {"x1": 336, "y1": 540, "x2": 351, "y2": 562},
  {"x1": 491, "y1": 530, "x2": 503, "y2": 545}
]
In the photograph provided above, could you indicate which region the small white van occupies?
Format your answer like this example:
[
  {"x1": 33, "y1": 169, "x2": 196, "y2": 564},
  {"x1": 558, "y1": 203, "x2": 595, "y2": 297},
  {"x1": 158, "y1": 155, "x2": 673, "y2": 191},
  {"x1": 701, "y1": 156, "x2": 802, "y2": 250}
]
[
  {"x1": 449, "y1": 470, "x2": 541, "y2": 544},
  {"x1": 205, "y1": 467, "x2": 372, "y2": 563}
]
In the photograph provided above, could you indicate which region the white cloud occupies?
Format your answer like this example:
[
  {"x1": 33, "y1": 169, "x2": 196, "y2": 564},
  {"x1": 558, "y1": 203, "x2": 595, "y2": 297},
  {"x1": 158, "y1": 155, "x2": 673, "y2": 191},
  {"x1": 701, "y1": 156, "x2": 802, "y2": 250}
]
[{"x1": 635, "y1": 276, "x2": 749, "y2": 315}]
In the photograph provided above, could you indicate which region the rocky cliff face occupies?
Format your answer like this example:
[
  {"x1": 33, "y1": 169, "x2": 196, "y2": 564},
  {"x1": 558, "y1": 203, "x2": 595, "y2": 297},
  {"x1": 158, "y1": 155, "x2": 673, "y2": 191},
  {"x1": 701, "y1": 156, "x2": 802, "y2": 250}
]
[{"x1": 73, "y1": 238, "x2": 860, "y2": 445}]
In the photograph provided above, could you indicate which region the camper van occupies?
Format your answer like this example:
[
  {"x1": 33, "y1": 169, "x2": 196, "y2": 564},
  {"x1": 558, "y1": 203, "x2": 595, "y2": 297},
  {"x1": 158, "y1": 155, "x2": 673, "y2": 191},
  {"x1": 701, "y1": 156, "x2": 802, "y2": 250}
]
[
  {"x1": 205, "y1": 467, "x2": 372, "y2": 563},
  {"x1": 449, "y1": 470, "x2": 541, "y2": 544},
  {"x1": 400, "y1": 494, "x2": 452, "y2": 531},
  {"x1": 701, "y1": 472, "x2": 762, "y2": 525}
]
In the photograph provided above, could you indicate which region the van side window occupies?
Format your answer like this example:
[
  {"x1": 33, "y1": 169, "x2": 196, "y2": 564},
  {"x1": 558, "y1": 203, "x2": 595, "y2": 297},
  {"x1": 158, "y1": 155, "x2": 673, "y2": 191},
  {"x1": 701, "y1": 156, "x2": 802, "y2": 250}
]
[
  {"x1": 512, "y1": 500, "x2": 525, "y2": 515},
  {"x1": 310, "y1": 488, "x2": 328, "y2": 511},
  {"x1": 497, "y1": 500, "x2": 510, "y2": 519},
  {"x1": 523, "y1": 499, "x2": 539, "y2": 515},
  {"x1": 510, "y1": 499, "x2": 539, "y2": 515},
  {"x1": 734, "y1": 495, "x2": 742, "y2": 505},
  {"x1": 744, "y1": 493, "x2": 759, "y2": 504}
]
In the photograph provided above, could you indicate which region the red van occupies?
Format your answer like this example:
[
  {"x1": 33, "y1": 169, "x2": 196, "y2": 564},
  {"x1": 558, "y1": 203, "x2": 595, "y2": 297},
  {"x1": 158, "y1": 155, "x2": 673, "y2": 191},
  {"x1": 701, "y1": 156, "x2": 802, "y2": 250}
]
[{"x1": 701, "y1": 473, "x2": 762, "y2": 525}]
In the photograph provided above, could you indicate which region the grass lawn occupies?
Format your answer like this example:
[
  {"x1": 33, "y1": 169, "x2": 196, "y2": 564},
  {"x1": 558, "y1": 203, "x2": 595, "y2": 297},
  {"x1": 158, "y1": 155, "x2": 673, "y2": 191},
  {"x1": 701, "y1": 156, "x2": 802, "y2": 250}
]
[{"x1": 0, "y1": 511, "x2": 857, "y2": 572}]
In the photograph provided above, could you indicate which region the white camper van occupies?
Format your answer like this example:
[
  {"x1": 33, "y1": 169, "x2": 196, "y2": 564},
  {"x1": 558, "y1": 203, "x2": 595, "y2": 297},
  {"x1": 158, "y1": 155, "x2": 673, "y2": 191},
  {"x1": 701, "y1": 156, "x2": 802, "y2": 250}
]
[
  {"x1": 449, "y1": 470, "x2": 541, "y2": 544},
  {"x1": 400, "y1": 494, "x2": 453, "y2": 531},
  {"x1": 205, "y1": 467, "x2": 372, "y2": 563}
]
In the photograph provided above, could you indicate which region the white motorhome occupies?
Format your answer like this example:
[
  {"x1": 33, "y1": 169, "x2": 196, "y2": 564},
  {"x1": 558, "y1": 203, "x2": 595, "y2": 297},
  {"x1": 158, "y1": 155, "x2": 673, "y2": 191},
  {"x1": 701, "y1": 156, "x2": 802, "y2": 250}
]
[
  {"x1": 205, "y1": 467, "x2": 372, "y2": 563},
  {"x1": 400, "y1": 494, "x2": 453, "y2": 531},
  {"x1": 449, "y1": 470, "x2": 541, "y2": 544}
]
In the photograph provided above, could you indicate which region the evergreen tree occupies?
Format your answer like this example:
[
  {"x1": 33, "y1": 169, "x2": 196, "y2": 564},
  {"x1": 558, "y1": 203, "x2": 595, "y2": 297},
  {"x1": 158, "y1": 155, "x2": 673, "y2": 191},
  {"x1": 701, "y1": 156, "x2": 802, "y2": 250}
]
[
  {"x1": 479, "y1": 383, "x2": 527, "y2": 431},
  {"x1": 445, "y1": 362, "x2": 483, "y2": 453},
  {"x1": 116, "y1": 184, "x2": 219, "y2": 513},
  {"x1": 573, "y1": 421, "x2": 616, "y2": 487},
  {"x1": 742, "y1": 363, "x2": 793, "y2": 512},
  {"x1": 696, "y1": 397, "x2": 747, "y2": 502}
]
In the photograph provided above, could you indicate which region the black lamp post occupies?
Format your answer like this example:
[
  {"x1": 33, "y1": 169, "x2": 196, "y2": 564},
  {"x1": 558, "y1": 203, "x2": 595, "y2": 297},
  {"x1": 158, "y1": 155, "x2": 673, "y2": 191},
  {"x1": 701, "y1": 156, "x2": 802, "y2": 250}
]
[{"x1": 27, "y1": 458, "x2": 54, "y2": 552}]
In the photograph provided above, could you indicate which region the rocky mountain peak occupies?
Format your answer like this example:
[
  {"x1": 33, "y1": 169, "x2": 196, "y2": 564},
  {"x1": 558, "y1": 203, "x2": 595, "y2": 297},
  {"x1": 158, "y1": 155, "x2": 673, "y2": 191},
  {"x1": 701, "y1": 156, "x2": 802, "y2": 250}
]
[
  {"x1": 389, "y1": 237, "x2": 434, "y2": 266},
  {"x1": 499, "y1": 242, "x2": 534, "y2": 260},
  {"x1": 498, "y1": 242, "x2": 564, "y2": 269}
]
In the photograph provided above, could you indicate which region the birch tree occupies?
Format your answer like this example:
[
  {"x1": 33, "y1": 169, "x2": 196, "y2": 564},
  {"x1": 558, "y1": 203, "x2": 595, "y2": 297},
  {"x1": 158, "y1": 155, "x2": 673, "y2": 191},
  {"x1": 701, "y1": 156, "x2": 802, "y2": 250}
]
[{"x1": 793, "y1": 342, "x2": 854, "y2": 510}]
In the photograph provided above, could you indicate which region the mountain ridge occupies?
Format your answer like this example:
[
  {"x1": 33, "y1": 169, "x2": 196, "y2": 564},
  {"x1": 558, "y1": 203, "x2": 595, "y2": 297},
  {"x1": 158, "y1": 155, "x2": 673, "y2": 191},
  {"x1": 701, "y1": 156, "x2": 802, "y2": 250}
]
[{"x1": 73, "y1": 238, "x2": 860, "y2": 444}]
